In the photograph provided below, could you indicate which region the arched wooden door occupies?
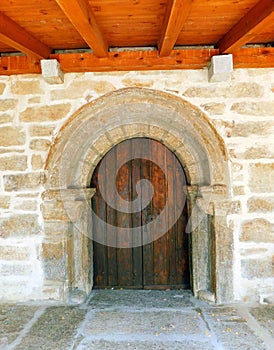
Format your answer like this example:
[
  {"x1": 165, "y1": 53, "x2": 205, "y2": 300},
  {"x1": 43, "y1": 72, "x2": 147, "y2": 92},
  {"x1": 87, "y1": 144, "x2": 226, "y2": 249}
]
[{"x1": 91, "y1": 138, "x2": 190, "y2": 289}]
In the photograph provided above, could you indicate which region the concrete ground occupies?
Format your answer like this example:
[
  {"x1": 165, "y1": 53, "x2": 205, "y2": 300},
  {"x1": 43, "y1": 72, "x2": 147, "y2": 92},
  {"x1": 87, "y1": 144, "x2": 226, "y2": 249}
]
[{"x1": 0, "y1": 290, "x2": 273, "y2": 350}]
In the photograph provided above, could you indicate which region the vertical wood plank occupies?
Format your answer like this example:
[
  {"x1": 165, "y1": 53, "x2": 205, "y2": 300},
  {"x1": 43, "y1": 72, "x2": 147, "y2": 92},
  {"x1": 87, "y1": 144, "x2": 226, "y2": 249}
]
[
  {"x1": 151, "y1": 139, "x2": 168, "y2": 286},
  {"x1": 141, "y1": 138, "x2": 154, "y2": 287},
  {"x1": 92, "y1": 158, "x2": 108, "y2": 287},
  {"x1": 116, "y1": 139, "x2": 133, "y2": 286},
  {"x1": 105, "y1": 146, "x2": 118, "y2": 286},
  {"x1": 131, "y1": 139, "x2": 143, "y2": 287}
]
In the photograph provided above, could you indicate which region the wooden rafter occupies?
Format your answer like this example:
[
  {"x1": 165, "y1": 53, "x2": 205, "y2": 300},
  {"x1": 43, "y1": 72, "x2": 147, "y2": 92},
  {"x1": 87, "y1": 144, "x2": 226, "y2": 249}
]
[
  {"x1": 1, "y1": 48, "x2": 274, "y2": 75},
  {"x1": 158, "y1": 0, "x2": 193, "y2": 57},
  {"x1": 218, "y1": 0, "x2": 274, "y2": 53},
  {"x1": 55, "y1": 0, "x2": 108, "y2": 57},
  {"x1": 0, "y1": 11, "x2": 51, "y2": 59}
]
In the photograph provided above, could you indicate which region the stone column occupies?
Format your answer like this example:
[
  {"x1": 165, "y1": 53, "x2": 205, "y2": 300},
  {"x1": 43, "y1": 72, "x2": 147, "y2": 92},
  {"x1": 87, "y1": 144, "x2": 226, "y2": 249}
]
[{"x1": 42, "y1": 188, "x2": 96, "y2": 302}]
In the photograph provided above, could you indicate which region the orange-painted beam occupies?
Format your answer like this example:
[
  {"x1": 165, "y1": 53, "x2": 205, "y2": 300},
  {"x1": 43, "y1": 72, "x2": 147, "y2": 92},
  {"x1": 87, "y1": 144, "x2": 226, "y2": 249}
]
[
  {"x1": 55, "y1": 0, "x2": 108, "y2": 57},
  {"x1": 0, "y1": 11, "x2": 51, "y2": 59},
  {"x1": 218, "y1": 0, "x2": 274, "y2": 53},
  {"x1": 158, "y1": 0, "x2": 193, "y2": 57}
]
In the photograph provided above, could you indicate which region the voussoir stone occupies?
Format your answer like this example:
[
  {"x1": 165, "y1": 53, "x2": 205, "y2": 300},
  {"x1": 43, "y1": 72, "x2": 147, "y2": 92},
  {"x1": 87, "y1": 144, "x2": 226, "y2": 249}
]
[{"x1": 20, "y1": 104, "x2": 71, "y2": 122}]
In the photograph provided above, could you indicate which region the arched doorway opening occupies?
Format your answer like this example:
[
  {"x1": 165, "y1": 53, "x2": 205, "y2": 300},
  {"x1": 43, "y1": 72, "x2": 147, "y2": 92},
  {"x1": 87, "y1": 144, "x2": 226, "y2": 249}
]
[
  {"x1": 91, "y1": 137, "x2": 190, "y2": 289},
  {"x1": 43, "y1": 87, "x2": 232, "y2": 304}
]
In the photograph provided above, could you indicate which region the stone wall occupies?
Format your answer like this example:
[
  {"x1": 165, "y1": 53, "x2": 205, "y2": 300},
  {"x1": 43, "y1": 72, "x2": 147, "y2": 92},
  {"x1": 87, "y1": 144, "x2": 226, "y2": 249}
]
[{"x1": 0, "y1": 68, "x2": 273, "y2": 302}]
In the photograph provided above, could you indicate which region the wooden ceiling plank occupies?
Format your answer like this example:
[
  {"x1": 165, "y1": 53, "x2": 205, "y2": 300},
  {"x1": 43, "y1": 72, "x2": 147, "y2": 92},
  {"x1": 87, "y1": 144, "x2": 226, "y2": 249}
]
[
  {"x1": 218, "y1": 0, "x2": 274, "y2": 53},
  {"x1": 55, "y1": 0, "x2": 108, "y2": 57},
  {"x1": 0, "y1": 11, "x2": 51, "y2": 59},
  {"x1": 158, "y1": 0, "x2": 193, "y2": 57}
]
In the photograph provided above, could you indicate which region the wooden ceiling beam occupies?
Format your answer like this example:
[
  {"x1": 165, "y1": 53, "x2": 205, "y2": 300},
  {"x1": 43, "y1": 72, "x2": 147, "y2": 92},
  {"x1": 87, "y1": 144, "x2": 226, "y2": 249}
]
[
  {"x1": 218, "y1": 0, "x2": 274, "y2": 53},
  {"x1": 1, "y1": 48, "x2": 274, "y2": 75},
  {"x1": 158, "y1": 0, "x2": 193, "y2": 57},
  {"x1": 0, "y1": 11, "x2": 51, "y2": 59},
  {"x1": 55, "y1": 0, "x2": 108, "y2": 57}
]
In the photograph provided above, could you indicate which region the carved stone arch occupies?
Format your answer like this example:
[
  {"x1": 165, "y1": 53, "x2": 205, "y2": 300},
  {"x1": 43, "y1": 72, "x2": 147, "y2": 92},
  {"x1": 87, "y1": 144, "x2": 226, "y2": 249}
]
[{"x1": 43, "y1": 88, "x2": 233, "y2": 304}]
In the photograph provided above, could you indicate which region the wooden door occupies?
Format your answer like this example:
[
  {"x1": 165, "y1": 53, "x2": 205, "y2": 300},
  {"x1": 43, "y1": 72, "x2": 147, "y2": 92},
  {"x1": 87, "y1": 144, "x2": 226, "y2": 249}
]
[{"x1": 91, "y1": 138, "x2": 189, "y2": 289}]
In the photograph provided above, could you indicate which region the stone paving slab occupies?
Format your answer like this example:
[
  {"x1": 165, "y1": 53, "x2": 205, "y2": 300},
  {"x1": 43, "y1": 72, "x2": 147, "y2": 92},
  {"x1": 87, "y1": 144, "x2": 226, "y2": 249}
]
[
  {"x1": 0, "y1": 304, "x2": 38, "y2": 347},
  {"x1": 250, "y1": 305, "x2": 274, "y2": 337},
  {"x1": 8, "y1": 306, "x2": 85, "y2": 350},
  {"x1": 77, "y1": 339, "x2": 215, "y2": 350},
  {"x1": 201, "y1": 306, "x2": 267, "y2": 349},
  {"x1": 0, "y1": 290, "x2": 273, "y2": 350},
  {"x1": 84, "y1": 310, "x2": 206, "y2": 336},
  {"x1": 89, "y1": 289, "x2": 195, "y2": 309}
]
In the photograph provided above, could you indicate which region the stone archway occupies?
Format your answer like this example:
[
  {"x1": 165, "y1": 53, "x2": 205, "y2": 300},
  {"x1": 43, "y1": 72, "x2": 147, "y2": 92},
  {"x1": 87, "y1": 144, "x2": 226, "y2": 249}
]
[{"x1": 43, "y1": 88, "x2": 232, "y2": 304}]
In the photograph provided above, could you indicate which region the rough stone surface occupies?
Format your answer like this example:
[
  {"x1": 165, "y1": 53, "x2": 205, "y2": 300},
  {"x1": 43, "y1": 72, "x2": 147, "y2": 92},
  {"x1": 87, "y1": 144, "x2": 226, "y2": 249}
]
[
  {"x1": 184, "y1": 83, "x2": 263, "y2": 98},
  {"x1": 14, "y1": 199, "x2": 37, "y2": 211},
  {"x1": 241, "y1": 258, "x2": 273, "y2": 279},
  {"x1": 31, "y1": 154, "x2": 44, "y2": 170},
  {"x1": 0, "y1": 126, "x2": 25, "y2": 146},
  {"x1": 0, "y1": 155, "x2": 27, "y2": 171},
  {"x1": 0, "y1": 114, "x2": 12, "y2": 124},
  {"x1": 29, "y1": 125, "x2": 54, "y2": 137},
  {"x1": 16, "y1": 307, "x2": 86, "y2": 350},
  {"x1": 250, "y1": 306, "x2": 274, "y2": 337},
  {"x1": 11, "y1": 80, "x2": 42, "y2": 95},
  {"x1": 0, "y1": 196, "x2": 10, "y2": 209},
  {"x1": 20, "y1": 104, "x2": 71, "y2": 122},
  {"x1": 50, "y1": 80, "x2": 115, "y2": 100},
  {"x1": 0, "y1": 215, "x2": 40, "y2": 238},
  {"x1": 3, "y1": 173, "x2": 44, "y2": 191},
  {"x1": 248, "y1": 197, "x2": 274, "y2": 213},
  {"x1": 0, "y1": 99, "x2": 18, "y2": 112},
  {"x1": 249, "y1": 163, "x2": 274, "y2": 193},
  {"x1": 0, "y1": 82, "x2": 6, "y2": 94},
  {"x1": 0, "y1": 245, "x2": 30, "y2": 260},
  {"x1": 240, "y1": 219, "x2": 274, "y2": 243},
  {"x1": 29, "y1": 139, "x2": 51, "y2": 151},
  {"x1": 0, "y1": 305, "x2": 38, "y2": 344},
  {"x1": 201, "y1": 102, "x2": 226, "y2": 115},
  {"x1": 41, "y1": 242, "x2": 64, "y2": 260},
  {"x1": 231, "y1": 101, "x2": 274, "y2": 116},
  {"x1": 229, "y1": 121, "x2": 274, "y2": 137}
]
